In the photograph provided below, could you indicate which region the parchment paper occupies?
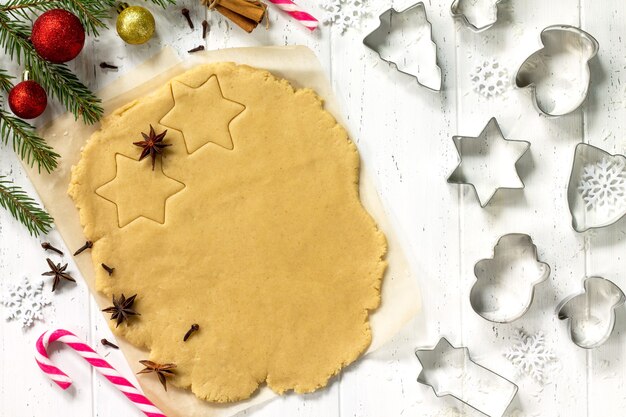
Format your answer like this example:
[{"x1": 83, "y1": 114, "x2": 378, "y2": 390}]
[{"x1": 23, "y1": 46, "x2": 421, "y2": 417}]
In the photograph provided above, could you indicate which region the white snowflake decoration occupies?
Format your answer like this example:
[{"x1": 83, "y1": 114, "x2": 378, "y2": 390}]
[
  {"x1": 504, "y1": 330, "x2": 557, "y2": 384},
  {"x1": 320, "y1": 0, "x2": 369, "y2": 34},
  {"x1": 2, "y1": 277, "x2": 51, "y2": 328},
  {"x1": 470, "y1": 58, "x2": 509, "y2": 98},
  {"x1": 578, "y1": 157, "x2": 626, "y2": 215}
]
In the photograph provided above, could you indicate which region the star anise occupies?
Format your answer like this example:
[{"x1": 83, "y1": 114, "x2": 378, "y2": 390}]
[
  {"x1": 42, "y1": 258, "x2": 76, "y2": 292},
  {"x1": 137, "y1": 360, "x2": 177, "y2": 391},
  {"x1": 133, "y1": 125, "x2": 170, "y2": 170},
  {"x1": 102, "y1": 294, "x2": 140, "y2": 327}
]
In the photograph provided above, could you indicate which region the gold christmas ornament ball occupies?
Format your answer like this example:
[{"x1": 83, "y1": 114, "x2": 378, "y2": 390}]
[{"x1": 116, "y1": 5, "x2": 155, "y2": 45}]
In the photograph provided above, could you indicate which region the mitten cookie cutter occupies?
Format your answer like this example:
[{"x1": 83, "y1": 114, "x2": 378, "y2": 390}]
[
  {"x1": 415, "y1": 337, "x2": 518, "y2": 417},
  {"x1": 451, "y1": 0, "x2": 503, "y2": 32},
  {"x1": 568, "y1": 143, "x2": 626, "y2": 232},
  {"x1": 363, "y1": 2, "x2": 442, "y2": 91},
  {"x1": 471, "y1": 234, "x2": 550, "y2": 323},
  {"x1": 516, "y1": 25, "x2": 599, "y2": 116},
  {"x1": 558, "y1": 277, "x2": 625, "y2": 349},
  {"x1": 447, "y1": 118, "x2": 530, "y2": 207}
]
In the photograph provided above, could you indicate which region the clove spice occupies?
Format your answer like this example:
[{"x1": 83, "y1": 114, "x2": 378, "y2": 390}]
[
  {"x1": 202, "y1": 20, "x2": 209, "y2": 38},
  {"x1": 101, "y1": 263, "x2": 115, "y2": 276},
  {"x1": 183, "y1": 324, "x2": 200, "y2": 341},
  {"x1": 99, "y1": 62, "x2": 118, "y2": 70},
  {"x1": 182, "y1": 8, "x2": 194, "y2": 29},
  {"x1": 73, "y1": 241, "x2": 93, "y2": 256},
  {"x1": 41, "y1": 242, "x2": 63, "y2": 255},
  {"x1": 101, "y1": 338, "x2": 119, "y2": 349},
  {"x1": 188, "y1": 45, "x2": 205, "y2": 53}
]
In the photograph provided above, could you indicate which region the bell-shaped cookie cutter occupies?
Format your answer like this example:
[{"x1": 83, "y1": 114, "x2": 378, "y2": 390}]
[
  {"x1": 516, "y1": 25, "x2": 599, "y2": 117},
  {"x1": 451, "y1": 0, "x2": 503, "y2": 32},
  {"x1": 415, "y1": 337, "x2": 518, "y2": 417},
  {"x1": 363, "y1": 2, "x2": 442, "y2": 91},
  {"x1": 471, "y1": 234, "x2": 550, "y2": 323},
  {"x1": 567, "y1": 143, "x2": 626, "y2": 232},
  {"x1": 557, "y1": 277, "x2": 625, "y2": 349},
  {"x1": 447, "y1": 118, "x2": 530, "y2": 207}
]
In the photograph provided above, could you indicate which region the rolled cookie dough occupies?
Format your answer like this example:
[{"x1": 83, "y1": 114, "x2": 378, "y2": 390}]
[{"x1": 69, "y1": 62, "x2": 387, "y2": 402}]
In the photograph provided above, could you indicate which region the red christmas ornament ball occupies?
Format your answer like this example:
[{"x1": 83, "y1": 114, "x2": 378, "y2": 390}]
[
  {"x1": 9, "y1": 81, "x2": 48, "y2": 119},
  {"x1": 31, "y1": 9, "x2": 85, "y2": 63}
]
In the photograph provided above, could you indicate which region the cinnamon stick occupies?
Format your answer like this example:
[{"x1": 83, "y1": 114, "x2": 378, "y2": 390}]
[{"x1": 204, "y1": 0, "x2": 267, "y2": 33}]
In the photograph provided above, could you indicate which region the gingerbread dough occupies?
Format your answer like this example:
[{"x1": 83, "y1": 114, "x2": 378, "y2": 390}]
[{"x1": 69, "y1": 63, "x2": 387, "y2": 403}]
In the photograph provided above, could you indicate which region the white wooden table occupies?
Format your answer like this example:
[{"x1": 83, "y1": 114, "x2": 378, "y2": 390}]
[{"x1": 2, "y1": 0, "x2": 626, "y2": 416}]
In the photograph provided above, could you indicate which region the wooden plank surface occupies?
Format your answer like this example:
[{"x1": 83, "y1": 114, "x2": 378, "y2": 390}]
[{"x1": 1, "y1": 0, "x2": 625, "y2": 416}]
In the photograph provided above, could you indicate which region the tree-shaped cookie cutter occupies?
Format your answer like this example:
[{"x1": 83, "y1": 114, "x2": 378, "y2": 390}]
[
  {"x1": 567, "y1": 143, "x2": 626, "y2": 232},
  {"x1": 471, "y1": 234, "x2": 550, "y2": 323},
  {"x1": 363, "y1": 2, "x2": 442, "y2": 91},
  {"x1": 451, "y1": 0, "x2": 504, "y2": 32},
  {"x1": 447, "y1": 118, "x2": 530, "y2": 207},
  {"x1": 516, "y1": 25, "x2": 599, "y2": 117},
  {"x1": 415, "y1": 337, "x2": 518, "y2": 417},
  {"x1": 557, "y1": 277, "x2": 625, "y2": 349}
]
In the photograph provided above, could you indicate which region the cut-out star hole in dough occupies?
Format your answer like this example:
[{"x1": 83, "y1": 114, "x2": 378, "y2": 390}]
[
  {"x1": 160, "y1": 75, "x2": 245, "y2": 153},
  {"x1": 447, "y1": 118, "x2": 530, "y2": 207},
  {"x1": 96, "y1": 154, "x2": 185, "y2": 227}
]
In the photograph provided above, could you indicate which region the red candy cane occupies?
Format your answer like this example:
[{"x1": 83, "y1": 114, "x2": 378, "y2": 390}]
[
  {"x1": 267, "y1": 0, "x2": 319, "y2": 31},
  {"x1": 35, "y1": 329, "x2": 166, "y2": 417}
]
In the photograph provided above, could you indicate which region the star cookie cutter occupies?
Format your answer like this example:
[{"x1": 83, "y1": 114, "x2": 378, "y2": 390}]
[
  {"x1": 451, "y1": 0, "x2": 504, "y2": 32},
  {"x1": 363, "y1": 2, "x2": 442, "y2": 91},
  {"x1": 516, "y1": 25, "x2": 599, "y2": 116},
  {"x1": 568, "y1": 143, "x2": 626, "y2": 232},
  {"x1": 558, "y1": 277, "x2": 625, "y2": 349},
  {"x1": 415, "y1": 337, "x2": 518, "y2": 417},
  {"x1": 447, "y1": 118, "x2": 530, "y2": 207},
  {"x1": 471, "y1": 234, "x2": 550, "y2": 323}
]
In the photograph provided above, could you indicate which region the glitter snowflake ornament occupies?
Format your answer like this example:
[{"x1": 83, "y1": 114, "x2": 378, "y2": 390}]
[
  {"x1": 320, "y1": 0, "x2": 369, "y2": 34},
  {"x1": 470, "y1": 58, "x2": 509, "y2": 98},
  {"x1": 504, "y1": 330, "x2": 557, "y2": 384},
  {"x1": 2, "y1": 277, "x2": 51, "y2": 327},
  {"x1": 578, "y1": 157, "x2": 626, "y2": 215}
]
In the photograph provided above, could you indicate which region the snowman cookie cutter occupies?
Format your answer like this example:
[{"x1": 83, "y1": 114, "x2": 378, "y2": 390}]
[
  {"x1": 516, "y1": 25, "x2": 599, "y2": 116},
  {"x1": 451, "y1": 0, "x2": 504, "y2": 32},
  {"x1": 558, "y1": 277, "x2": 625, "y2": 349},
  {"x1": 470, "y1": 234, "x2": 550, "y2": 323}
]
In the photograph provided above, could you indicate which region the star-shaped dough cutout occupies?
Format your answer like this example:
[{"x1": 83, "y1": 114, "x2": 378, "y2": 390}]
[
  {"x1": 160, "y1": 75, "x2": 245, "y2": 153},
  {"x1": 447, "y1": 118, "x2": 530, "y2": 207},
  {"x1": 96, "y1": 154, "x2": 185, "y2": 227}
]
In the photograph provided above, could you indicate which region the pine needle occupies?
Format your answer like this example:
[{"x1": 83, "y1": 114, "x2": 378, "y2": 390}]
[
  {"x1": 0, "y1": 176, "x2": 53, "y2": 236},
  {"x1": 0, "y1": 108, "x2": 59, "y2": 173}
]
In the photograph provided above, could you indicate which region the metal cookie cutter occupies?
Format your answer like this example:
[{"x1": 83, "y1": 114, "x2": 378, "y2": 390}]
[
  {"x1": 471, "y1": 234, "x2": 550, "y2": 323},
  {"x1": 451, "y1": 0, "x2": 503, "y2": 32},
  {"x1": 516, "y1": 25, "x2": 599, "y2": 116},
  {"x1": 415, "y1": 337, "x2": 518, "y2": 417},
  {"x1": 558, "y1": 277, "x2": 625, "y2": 349},
  {"x1": 568, "y1": 143, "x2": 626, "y2": 232},
  {"x1": 447, "y1": 118, "x2": 530, "y2": 207},
  {"x1": 363, "y1": 2, "x2": 442, "y2": 91}
]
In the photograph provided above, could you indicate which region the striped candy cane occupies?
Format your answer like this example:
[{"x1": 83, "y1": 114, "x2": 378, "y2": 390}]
[
  {"x1": 35, "y1": 329, "x2": 166, "y2": 417},
  {"x1": 267, "y1": 0, "x2": 319, "y2": 31}
]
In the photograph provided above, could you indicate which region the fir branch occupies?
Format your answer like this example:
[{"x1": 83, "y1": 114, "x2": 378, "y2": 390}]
[
  {"x1": 0, "y1": 108, "x2": 59, "y2": 173},
  {"x1": 1, "y1": 0, "x2": 115, "y2": 36},
  {"x1": 0, "y1": 68, "x2": 13, "y2": 92},
  {"x1": 1, "y1": 0, "x2": 176, "y2": 33},
  {"x1": 0, "y1": 14, "x2": 103, "y2": 123},
  {"x1": 0, "y1": 176, "x2": 53, "y2": 236}
]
